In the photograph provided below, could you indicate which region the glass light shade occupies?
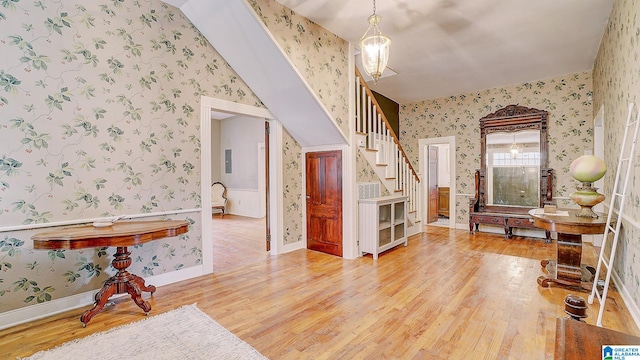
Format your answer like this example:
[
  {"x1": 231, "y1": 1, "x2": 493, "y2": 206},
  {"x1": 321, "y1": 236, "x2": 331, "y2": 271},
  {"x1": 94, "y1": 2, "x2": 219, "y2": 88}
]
[
  {"x1": 360, "y1": 14, "x2": 391, "y2": 83},
  {"x1": 510, "y1": 143, "x2": 519, "y2": 159},
  {"x1": 569, "y1": 154, "x2": 607, "y2": 183}
]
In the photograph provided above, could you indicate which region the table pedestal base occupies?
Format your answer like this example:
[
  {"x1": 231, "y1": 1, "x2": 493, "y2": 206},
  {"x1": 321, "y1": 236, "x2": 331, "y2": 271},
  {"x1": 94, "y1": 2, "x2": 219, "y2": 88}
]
[
  {"x1": 536, "y1": 232, "x2": 596, "y2": 291},
  {"x1": 81, "y1": 246, "x2": 155, "y2": 326},
  {"x1": 537, "y1": 259, "x2": 596, "y2": 291}
]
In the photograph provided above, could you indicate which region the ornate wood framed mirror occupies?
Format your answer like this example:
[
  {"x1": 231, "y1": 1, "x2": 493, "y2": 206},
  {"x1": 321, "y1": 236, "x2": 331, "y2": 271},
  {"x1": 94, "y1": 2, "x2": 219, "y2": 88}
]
[{"x1": 470, "y1": 104, "x2": 554, "y2": 240}]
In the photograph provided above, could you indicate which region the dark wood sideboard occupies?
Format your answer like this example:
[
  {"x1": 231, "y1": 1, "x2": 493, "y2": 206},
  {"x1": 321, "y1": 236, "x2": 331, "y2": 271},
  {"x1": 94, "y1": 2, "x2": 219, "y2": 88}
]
[
  {"x1": 468, "y1": 105, "x2": 554, "y2": 242},
  {"x1": 470, "y1": 168, "x2": 553, "y2": 241}
]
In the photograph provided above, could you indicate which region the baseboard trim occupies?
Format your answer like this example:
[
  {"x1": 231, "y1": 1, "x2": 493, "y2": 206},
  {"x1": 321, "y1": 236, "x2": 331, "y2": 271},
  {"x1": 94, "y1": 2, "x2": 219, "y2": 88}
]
[
  {"x1": 612, "y1": 268, "x2": 640, "y2": 330},
  {"x1": 0, "y1": 265, "x2": 204, "y2": 330},
  {"x1": 283, "y1": 241, "x2": 305, "y2": 254}
]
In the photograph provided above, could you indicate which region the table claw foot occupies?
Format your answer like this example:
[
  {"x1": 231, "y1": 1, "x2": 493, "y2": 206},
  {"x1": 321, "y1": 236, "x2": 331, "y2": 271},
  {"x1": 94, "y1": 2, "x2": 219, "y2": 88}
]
[
  {"x1": 126, "y1": 281, "x2": 152, "y2": 314},
  {"x1": 130, "y1": 274, "x2": 156, "y2": 293},
  {"x1": 80, "y1": 282, "x2": 117, "y2": 325}
]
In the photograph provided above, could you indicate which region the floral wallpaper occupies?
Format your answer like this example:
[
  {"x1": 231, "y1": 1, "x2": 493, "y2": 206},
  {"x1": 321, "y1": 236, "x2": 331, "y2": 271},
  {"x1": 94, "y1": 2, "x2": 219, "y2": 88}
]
[
  {"x1": 592, "y1": 0, "x2": 640, "y2": 312},
  {"x1": 248, "y1": 0, "x2": 350, "y2": 246},
  {"x1": 282, "y1": 129, "x2": 303, "y2": 245},
  {"x1": 356, "y1": 149, "x2": 379, "y2": 183},
  {"x1": 400, "y1": 72, "x2": 594, "y2": 225},
  {"x1": 356, "y1": 148, "x2": 390, "y2": 197},
  {"x1": 0, "y1": 0, "x2": 353, "y2": 315},
  {"x1": 0, "y1": 0, "x2": 261, "y2": 313}
]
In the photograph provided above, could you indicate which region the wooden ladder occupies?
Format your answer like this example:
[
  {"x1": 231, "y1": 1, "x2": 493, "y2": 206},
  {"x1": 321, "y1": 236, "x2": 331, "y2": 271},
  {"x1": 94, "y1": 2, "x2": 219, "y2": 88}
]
[{"x1": 588, "y1": 102, "x2": 640, "y2": 326}]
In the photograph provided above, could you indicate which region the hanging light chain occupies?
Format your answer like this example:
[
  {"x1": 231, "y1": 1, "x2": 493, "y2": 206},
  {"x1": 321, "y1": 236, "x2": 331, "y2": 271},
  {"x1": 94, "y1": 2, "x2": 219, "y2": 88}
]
[{"x1": 372, "y1": 0, "x2": 376, "y2": 15}]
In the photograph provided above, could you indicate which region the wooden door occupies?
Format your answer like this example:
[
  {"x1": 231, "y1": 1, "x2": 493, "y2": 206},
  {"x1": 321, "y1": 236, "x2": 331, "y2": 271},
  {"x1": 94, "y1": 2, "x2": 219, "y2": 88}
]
[
  {"x1": 428, "y1": 146, "x2": 438, "y2": 223},
  {"x1": 306, "y1": 151, "x2": 342, "y2": 257}
]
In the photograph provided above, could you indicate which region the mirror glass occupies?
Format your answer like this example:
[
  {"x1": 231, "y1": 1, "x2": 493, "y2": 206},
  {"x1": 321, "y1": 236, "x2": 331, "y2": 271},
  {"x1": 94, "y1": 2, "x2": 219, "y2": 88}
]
[{"x1": 485, "y1": 130, "x2": 540, "y2": 207}]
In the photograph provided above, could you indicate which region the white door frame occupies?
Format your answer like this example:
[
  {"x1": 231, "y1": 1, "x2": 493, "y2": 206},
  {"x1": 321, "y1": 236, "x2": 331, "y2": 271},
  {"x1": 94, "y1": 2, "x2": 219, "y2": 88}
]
[
  {"x1": 589, "y1": 105, "x2": 605, "y2": 246},
  {"x1": 200, "y1": 96, "x2": 282, "y2": 274},
  {"x1": 419, "y1": 136, "x2": 456, "y2": 228}
]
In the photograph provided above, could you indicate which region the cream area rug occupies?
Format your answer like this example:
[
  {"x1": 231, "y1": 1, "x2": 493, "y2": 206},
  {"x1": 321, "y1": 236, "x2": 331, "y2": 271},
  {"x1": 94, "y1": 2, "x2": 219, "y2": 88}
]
[{"x1": 24, "y1": 304, "x2": 268, "y2": 360}]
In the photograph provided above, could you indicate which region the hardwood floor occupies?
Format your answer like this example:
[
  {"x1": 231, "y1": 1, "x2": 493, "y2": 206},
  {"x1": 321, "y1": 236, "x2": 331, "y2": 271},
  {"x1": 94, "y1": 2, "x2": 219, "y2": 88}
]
[
  {"x1": 210, "y1": 214, "x2": 270, "y2": 272},
  {"x1": 1, "y1": 218, "x2": 639, "y2": 359}
]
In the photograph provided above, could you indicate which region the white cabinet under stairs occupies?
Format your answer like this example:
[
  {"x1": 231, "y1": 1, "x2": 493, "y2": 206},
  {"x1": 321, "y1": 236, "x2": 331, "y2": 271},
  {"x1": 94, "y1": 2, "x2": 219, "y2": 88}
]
[
  {"x1": 357, "y1": 133, "x2": 421, "y2": 236},
  {"x1": 359, "y1": 195, "x2": 408, "y2": 260}
]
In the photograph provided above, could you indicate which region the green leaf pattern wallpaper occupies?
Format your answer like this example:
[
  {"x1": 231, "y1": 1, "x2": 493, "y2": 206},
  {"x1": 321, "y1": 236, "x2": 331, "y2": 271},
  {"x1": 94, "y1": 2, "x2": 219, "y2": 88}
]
[
  {"x1": 0, "y1": 0, "x2": 351, "y2": 314},
  {"x1": 592, "y1": 0, "x2": 640, "y2": 310},
  {"x1": 399, "y1": 72, "x2": 594, "y2": 225},
  {"x1": 0, "y1": 0, "x2": 261, "y2": 313}
]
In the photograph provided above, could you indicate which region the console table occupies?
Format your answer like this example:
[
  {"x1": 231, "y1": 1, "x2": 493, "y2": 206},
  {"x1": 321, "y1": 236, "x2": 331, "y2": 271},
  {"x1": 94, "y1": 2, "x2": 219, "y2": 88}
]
[
  {"x1": 529, "y1": 209, "x2": 607, "y2": 290},
  {"x1": 32, "y1": 220, "x2": 189, "y2": 326}
]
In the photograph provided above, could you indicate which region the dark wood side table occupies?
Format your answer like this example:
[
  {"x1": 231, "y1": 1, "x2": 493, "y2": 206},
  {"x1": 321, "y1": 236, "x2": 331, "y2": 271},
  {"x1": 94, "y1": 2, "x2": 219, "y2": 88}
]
[
  {"x1": 32, "y1": 220, "x2": 189, "y2": 326},
  {"x1": 529, "y1": 209, "x2": 608, "y2": 291},
  {"x1": 555, "y1": 317, "x2": 640, "y2": 359}
]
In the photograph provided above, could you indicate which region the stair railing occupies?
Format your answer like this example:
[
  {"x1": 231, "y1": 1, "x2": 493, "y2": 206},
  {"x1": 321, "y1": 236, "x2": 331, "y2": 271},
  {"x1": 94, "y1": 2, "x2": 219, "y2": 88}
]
[{"x1": 355, "y1": 68, "x2": 421, "y2": 218}]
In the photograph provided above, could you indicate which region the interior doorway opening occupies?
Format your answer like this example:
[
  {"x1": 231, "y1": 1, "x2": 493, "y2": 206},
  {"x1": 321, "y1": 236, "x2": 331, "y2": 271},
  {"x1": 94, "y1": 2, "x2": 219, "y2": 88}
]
[
  {"x1": 419, "y1": 136, "x2": 456, "y2": 229},
  {"x1": 200, "y1": 96, "x2": 281, "y2": 275}
]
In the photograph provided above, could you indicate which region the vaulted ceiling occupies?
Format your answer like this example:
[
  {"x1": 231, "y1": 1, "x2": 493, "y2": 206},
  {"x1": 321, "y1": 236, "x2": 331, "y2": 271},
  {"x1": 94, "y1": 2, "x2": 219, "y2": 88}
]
[{"x1": 276, "y1": 0, "x2": 613, "y2": 103}]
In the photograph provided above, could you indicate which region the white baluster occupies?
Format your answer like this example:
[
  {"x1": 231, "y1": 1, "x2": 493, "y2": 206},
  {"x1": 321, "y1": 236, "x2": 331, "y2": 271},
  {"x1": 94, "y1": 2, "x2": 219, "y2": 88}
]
[
  {"x1": 355, "y1": 78, "x2": 361, "y2": 133},
  {"x1": 367, "y1": 96, "x2": 373, "y2": 149},
  {"x1": 385, "y1": 128, "x2": 391, "y2": 178}
]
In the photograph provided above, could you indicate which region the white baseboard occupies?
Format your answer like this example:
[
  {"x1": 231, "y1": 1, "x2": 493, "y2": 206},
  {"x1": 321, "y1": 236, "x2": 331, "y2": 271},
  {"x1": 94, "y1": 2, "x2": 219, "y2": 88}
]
[
  {"x1": 226, "y1": 188, "x2": 263, "y2": 218},
  {"x1": 0, "y1": 265, "x2": 204, "y2": 330},
  {"x1": 455, "y1": 222, "x2": 469, "y2": 231},
  {"x1": 283, "y1": 240, "x2": 305, "y2": 254},
  {"x1": 612, "y1": 269, "x2": 640, "y2": 330},
  {"x1": 407, "y1": 223, "x2": 422, "y2": 237}
]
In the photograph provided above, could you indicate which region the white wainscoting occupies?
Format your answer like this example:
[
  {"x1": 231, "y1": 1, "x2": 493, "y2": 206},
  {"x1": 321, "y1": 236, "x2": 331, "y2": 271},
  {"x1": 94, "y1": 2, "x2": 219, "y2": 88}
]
[{"x1": 226, "y1": 188, "x2": 264, "y2": 218}]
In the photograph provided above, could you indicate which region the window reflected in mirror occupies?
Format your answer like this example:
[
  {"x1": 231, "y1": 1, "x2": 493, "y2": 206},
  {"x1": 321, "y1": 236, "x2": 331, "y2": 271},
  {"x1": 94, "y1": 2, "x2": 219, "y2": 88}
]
[{"x1": 486, "y1": 130, "x2": 540, "y2": 207}]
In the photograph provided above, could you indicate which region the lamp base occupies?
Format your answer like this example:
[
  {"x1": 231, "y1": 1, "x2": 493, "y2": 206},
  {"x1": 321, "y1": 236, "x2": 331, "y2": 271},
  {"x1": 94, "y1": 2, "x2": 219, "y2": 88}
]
[
  {"x1": 570, "y1": 182, "x2": 605, "y2": 218},
  {"x1": 575, "y1": 206, "x2": 600, "y2": 219}
]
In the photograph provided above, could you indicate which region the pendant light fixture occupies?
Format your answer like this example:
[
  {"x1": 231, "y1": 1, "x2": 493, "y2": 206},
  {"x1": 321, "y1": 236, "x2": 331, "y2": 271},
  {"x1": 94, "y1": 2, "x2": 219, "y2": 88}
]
[
  {"x1": 359, "y1": 0, "x2": 391, "y2": 84},
  {"x1": 510, "y1": 134, "x2": 519, "y2": 159}
]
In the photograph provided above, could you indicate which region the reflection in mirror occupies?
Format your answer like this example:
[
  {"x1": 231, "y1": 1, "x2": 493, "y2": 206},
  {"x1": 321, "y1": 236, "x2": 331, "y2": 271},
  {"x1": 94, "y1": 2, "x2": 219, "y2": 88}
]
[{"x1": 486, "y1": 130, "x2": 540, "y2": 207}]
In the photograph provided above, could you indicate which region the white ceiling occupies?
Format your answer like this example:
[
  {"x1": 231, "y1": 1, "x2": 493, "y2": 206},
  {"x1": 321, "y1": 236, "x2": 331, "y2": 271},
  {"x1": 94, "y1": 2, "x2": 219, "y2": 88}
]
[{"x1": 275, "y1": 0, "x2": 613, "y2": 104}]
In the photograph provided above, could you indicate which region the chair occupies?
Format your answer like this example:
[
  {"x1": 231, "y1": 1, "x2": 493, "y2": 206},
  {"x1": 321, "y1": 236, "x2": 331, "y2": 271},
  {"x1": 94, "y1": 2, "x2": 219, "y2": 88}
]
[{"x1": 211, "y1": 182, "x2": 227, "y2": 217}]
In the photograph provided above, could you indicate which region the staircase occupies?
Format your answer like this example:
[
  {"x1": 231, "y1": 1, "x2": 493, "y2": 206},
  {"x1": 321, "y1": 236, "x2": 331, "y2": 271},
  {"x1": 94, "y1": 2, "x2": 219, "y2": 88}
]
[{"x1": 355, "y1": 69, "x2": 422, "y2": 235}]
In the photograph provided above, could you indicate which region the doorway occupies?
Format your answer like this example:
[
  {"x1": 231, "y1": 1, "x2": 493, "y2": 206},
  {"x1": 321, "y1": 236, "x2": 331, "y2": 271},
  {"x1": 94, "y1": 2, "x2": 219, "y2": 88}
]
[
  {"x1": 200, "y1": 96, "x2": 281, "y2": 275},
  {"x1": 419, "y1": 136, "x2": 456, "y2": 229}
]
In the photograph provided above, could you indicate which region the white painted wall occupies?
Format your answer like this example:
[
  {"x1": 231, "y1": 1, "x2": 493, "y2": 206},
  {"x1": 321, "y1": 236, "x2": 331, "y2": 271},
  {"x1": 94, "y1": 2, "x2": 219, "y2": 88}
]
[
  {"x1": 210, "y1": 115, "x2": 264, "y2": 218},
  {"x1": 220, "y1": 115, "x2": 263, "y2": 189},
  {"x1": 436, "y1": 144, "x2": 450, "y2": 186}
]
